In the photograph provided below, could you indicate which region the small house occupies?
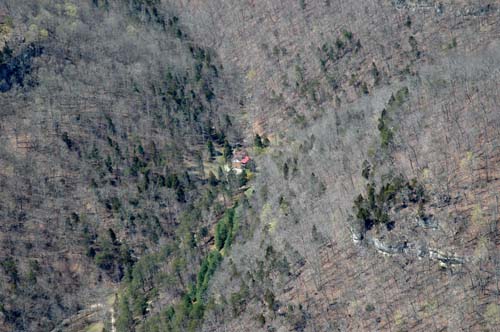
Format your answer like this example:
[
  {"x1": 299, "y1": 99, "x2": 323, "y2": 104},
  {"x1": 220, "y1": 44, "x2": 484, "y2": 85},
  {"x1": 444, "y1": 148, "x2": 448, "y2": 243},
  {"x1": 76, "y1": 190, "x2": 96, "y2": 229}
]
[
  {"x1": 231, "y1": 151, "x2": 250, "y2": 172},
  {"x1": 241, "y1": 156, "x2": 250, "y2": 167},
  {"x1": 231, "y1": 157, "x2": 242, "y2": 169}
]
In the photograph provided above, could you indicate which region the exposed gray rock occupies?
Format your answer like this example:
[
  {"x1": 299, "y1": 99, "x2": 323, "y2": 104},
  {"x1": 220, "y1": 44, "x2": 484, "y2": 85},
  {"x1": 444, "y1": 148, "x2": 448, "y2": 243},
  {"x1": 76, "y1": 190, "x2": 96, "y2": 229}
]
[
  {"x1": 372, "y1": 237, "x2": 407, "y2": 255},
  {"x1": 348, "y1": 217, "x2": 364, "y2": 243},
  {"x1": 457, "y1": 5, "x2": 498, "y2": 17},
  {"x1": 392, "y1": 0, "x2": 436, "y2": 10},
  {"x1": 429, "y1": 249, "x2": 464, "y2": 267}
]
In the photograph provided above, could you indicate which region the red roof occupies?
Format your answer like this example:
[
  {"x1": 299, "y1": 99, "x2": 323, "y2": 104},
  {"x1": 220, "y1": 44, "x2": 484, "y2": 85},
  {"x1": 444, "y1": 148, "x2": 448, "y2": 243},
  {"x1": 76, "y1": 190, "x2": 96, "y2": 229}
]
[{"x1": 241, "y1": 156, "x2": 250, "y2": 164}]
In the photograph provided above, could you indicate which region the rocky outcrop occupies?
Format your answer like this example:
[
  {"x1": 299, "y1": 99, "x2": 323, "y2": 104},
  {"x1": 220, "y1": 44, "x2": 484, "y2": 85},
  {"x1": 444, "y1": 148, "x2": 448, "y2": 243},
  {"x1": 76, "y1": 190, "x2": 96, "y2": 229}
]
[
  {"x1": 429, "y1": 249, "x2": 464, "y2": 267},
  {"x1": 371, "y1": 237, "x2": 407, "y2": 255},
  {"x1": 366, "y1": 235, "x2": 465, "y2": 268},
  {"x1": 391, "y1": 0, "x2": 440, "y2": 12},
  {"x1": 392, "y1": 2, "x2": 500, "y2": 17},
  {"x1": 456, "y1": 4, "x2": 498, "y2": 17}
]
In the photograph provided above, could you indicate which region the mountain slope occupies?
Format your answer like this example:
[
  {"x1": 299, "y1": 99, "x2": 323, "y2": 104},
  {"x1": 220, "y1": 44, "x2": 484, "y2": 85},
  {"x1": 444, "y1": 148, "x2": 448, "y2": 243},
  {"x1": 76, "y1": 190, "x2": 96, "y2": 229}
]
[{"x1": 0, "y1": 1, "x2": 499, "y2": 332}]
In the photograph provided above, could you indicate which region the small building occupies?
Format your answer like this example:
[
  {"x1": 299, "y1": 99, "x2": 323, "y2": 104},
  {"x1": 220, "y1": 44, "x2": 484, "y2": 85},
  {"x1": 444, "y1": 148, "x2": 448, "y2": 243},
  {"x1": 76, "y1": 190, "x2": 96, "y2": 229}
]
[
  {"x1": 231, "y1": 157, "x2": 242, "y2": 169},
  {"x1": 231, "y1": 151, "x2": 250, "y2": 172},
  {"x1": 241, "y1": 156, "x2": 250, "y2": 167}
]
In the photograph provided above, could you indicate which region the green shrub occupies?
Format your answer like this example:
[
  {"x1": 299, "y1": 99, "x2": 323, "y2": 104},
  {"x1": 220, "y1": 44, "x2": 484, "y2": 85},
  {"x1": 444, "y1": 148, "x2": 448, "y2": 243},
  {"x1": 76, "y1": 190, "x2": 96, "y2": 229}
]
[
  {"x1": 264, "y1": 289, "x2": 276, "y2": 311},
  {"x1": 116, "y1": 295, "x2": 134, "y2": 332},
  {"x1": 206, "y1": 140, "x2": 215, "y2": 159},
  {"x1": 378, "y1": 109, "x2": 393, "y2": 148},
  {"x1": 1, "y1": 258, "x2": 19, "y2": 285},
  {"x1": 95, "y1": 252, "x2": 115, "y2": 270},
  {"x1": 361, "y1": 82, "x2": 369, "y2": 95},
  {"x1": 361, "y1": 160, "x2": 371, "y2": 179},
  {"x1": 409, "y1": 36, "x2": 420, "y2": 58},
  {"x1": 230, "y1": 282, "x2": 249, "y2": 316},
  {"x1": 335, "y1": 38, "x2": 344, "y2": 50},
  {"x1": 256, "y1": 313, "x2": 266, "y2": 326},
  {"x1": 371, "y1": 63, "x2": 380, "y2": 85},
  {"x1": 393, "y1": 87, "x2": 409, "y2": 108},
  {"x1": 342, "y1": 30, "x2": 353, "y2": 41}
]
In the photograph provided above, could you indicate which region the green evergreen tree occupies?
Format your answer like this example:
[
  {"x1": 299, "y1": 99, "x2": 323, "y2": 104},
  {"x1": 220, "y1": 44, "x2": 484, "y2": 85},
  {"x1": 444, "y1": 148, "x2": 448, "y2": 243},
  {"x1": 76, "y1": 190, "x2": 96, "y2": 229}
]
[
  {"x1": 254, "y1": 134, "x2": 263, "y2": 148},
  {"x1": 208, "y1": 171, "x2": 218, "y2": 186},
  {"x1": 108, "y1": 228, "x2": 117, "y2": 245},
  {"x1": 239, "y1": 169, "x2": 248, "y2": 187},
  {"x1": 262, "y1": 136, "x2": 270, "y2": 147},
  {"x1": 206, "y1": 139, "x2": 215, "y2": 160},
  {"x1": 223, "y1": 139, "x2": 233, "y2": 162},
  {"x1": 215, "y1": 219, "x2": 229, "y2": 250},
  {"x1": 217, "y1": 166, "x2": 225, "y2": 183},
  {"x1": 283, "y1": 162, "x2": 289, "y2": 180},
  {"x1": 116, "y1": 295, "x2": 134, "y2": 332}
]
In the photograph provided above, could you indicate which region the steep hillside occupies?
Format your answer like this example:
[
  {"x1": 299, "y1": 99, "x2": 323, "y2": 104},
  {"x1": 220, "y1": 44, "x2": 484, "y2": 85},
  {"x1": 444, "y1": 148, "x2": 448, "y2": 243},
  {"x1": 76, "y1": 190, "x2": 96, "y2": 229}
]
[
  {"x1": 0, "y1": 1, "x2": 243, "y2": 331},
  {"x1": 0, "y1": 1, "x2": 499, "y2": 332}
]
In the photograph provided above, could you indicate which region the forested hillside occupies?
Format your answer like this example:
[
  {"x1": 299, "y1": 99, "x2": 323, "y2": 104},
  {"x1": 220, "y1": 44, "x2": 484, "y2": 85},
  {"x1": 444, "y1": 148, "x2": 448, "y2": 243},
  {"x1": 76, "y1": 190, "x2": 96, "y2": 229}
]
[{"x1": 0, "y1": 1, "x2": 499, "y2": 332}]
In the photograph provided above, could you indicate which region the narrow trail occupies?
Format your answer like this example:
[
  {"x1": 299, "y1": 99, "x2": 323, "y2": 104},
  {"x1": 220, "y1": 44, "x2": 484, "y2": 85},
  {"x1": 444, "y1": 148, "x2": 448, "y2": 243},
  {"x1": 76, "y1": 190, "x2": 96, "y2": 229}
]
[
  {"x1": 49, "y1": 293, "x2": 117, "y2": 332},
  {"x1": 110, "y1": 304, "x2": 116, "y2": 332}
]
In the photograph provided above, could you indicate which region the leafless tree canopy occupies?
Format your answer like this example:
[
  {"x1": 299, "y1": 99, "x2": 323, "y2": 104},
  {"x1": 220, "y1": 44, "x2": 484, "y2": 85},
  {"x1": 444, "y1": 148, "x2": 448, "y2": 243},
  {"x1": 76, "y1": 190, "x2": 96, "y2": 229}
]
[{"x1": 0, "y1": 1, "x2": 499, "y2": 331}]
